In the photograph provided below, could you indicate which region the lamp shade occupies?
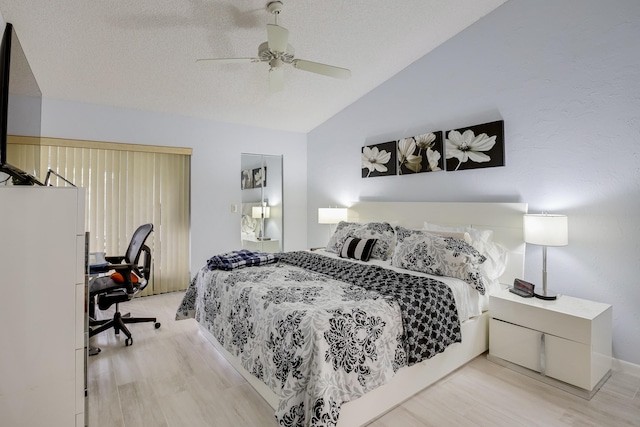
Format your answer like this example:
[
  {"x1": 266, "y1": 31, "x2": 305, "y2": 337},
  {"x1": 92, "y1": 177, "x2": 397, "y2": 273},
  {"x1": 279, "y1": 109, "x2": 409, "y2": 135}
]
[
  {"x1": 252, "y1": 206, "x2": 270, "y2": 219},
  {"x1": 318, "y1": 208, "x2": 348, "y2": 224},
  {"x1": 523, "y1": 214, "x2": 568, "y2": 246}
]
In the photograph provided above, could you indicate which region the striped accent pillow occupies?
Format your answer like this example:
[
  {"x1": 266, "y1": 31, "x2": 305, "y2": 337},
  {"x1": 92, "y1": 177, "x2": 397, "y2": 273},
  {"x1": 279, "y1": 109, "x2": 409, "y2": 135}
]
[{"x1": 339, "y1": 237, "x2": 377, "y2": 262}]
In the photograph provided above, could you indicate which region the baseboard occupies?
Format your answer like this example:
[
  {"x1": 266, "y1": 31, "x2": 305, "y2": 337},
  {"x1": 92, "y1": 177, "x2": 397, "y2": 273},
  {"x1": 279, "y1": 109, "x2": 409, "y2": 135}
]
[
  {"x1": 486, "y1": 354, "x2": 609, "y2": 400},
  {"x1": 612, "y1": 358, "x2": 640, "y2": 378}
]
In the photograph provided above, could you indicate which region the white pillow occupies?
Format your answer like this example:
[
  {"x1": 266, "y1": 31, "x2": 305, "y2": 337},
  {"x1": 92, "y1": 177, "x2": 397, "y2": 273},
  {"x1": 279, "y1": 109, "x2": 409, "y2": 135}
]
[
  {"x1": 423, "y1": 229, "x2": 473, "y2": 246},
  {"x1": 424, "y1": 222, "x2": 492, "y2": 245}
]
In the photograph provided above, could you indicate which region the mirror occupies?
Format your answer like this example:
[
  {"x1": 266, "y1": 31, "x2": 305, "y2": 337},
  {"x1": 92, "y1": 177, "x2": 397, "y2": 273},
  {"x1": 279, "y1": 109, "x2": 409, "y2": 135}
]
[{"x1": 240, "y1": 153, "x2": 283, "y2": 252}]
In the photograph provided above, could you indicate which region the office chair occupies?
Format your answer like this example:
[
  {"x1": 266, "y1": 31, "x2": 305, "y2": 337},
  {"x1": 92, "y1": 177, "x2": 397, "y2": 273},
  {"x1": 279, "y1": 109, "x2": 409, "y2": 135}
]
[{"x1": 89, "y1": 223, "x2": 160, "y2": 347}]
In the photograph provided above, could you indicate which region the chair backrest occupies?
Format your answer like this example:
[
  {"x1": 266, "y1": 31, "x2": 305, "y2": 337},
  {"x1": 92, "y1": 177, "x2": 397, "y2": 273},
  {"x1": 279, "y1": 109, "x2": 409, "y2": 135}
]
[
  {"x1": 125, "y1": 224, "x2": 154, "y2": 282},
  {"x1": 125, "y1": 223, "x2": 154, "y2": 265}
]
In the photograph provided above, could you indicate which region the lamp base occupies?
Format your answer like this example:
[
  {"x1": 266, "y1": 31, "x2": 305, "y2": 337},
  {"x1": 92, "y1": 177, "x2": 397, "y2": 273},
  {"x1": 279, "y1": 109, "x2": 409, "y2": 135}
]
[{"x1": 534, "y1": 289, "x2": 558, "y2": 300}]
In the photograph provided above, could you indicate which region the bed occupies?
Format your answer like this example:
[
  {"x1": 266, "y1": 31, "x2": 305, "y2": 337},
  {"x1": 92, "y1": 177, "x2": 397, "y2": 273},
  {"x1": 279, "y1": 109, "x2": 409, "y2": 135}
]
[{"x1": 176, "y1": 201, "x2": 528, "y2": 426}]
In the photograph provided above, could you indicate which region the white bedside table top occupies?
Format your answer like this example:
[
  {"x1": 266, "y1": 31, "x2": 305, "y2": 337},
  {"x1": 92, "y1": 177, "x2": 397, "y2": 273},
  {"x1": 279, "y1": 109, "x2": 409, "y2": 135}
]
[{"x1": 491, "y1": 288, "x2": 611, "y2": 321}]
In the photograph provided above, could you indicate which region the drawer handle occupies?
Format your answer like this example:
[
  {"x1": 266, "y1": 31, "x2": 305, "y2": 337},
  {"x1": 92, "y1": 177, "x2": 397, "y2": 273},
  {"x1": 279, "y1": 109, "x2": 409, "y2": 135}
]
[{"x1": 540, "y1": 333, "x2": 546, "y2": 376}]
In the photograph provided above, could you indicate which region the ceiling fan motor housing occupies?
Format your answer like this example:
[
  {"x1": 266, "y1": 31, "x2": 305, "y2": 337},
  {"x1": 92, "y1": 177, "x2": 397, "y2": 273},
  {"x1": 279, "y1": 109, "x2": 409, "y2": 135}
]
[{"x1": 258, "y1": 41, "x2": 295, "y2": 64}]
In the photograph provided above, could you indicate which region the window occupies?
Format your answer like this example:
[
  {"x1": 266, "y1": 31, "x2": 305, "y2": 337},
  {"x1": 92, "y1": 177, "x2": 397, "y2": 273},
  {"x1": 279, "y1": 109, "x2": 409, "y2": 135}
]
[{"x1": 7, "y1": 136, "x2": 191, "y2": 295}]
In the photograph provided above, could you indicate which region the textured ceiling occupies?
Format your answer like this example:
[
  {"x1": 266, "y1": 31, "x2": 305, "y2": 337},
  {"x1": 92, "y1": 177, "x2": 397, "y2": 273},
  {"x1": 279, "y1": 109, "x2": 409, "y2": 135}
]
[{"x1": 0, "y1": 0, "x2": 507, "y2": 133}]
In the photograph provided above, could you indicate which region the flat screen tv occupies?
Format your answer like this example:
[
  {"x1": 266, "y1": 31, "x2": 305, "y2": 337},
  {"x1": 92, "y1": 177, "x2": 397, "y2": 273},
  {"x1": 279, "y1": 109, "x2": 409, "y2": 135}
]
[{"x1": 0, "y1": 22, "x2": 43, "y2": 185}]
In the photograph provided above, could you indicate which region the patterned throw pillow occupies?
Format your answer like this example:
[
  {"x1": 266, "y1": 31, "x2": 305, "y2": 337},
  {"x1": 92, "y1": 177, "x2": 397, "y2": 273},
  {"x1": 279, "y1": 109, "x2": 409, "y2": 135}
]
[
  {"x1": 391, "y1": 226, "x2": 487, "y2": 294},
  {"x1": 339, "y1": 237, "x2": 377, "y2": 261},
  {"x1": 326, "y1": 221, "x2": 395, "y2": 260},
  {"x1": 424, "y1": 221, "x2": 508, "y2": 281}
]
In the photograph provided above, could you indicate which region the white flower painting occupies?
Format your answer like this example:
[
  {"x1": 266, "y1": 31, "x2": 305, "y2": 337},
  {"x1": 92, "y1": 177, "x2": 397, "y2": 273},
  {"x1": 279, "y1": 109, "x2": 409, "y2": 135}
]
[
  {"x1": 445, "y1": 120, "x2": 504, "y2": 171},
  {"x1": 241, "y1": 167, "x2": 267, "y2": 189},
  {"x1": 397, "y1": 131, "x2": 444, "y2": 174},
  {"x1": 241, "y1": 169, "x2": 253, "y2": 189},
  {"x1": 362, "y1": 141, "x2": 397, "y2": 178},
  {"x1": 360, "y1": 121, "x2": 504, "y2": 178},
  {"x1": 253, "y1": 166, "x2": 267, "y2": 187}
]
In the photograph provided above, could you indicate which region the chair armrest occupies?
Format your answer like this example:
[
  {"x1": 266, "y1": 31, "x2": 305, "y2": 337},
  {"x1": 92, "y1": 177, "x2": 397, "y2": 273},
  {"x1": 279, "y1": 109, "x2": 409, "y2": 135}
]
[{"x1": 110, "y1": 262, "x2": 135, "y2": 271}]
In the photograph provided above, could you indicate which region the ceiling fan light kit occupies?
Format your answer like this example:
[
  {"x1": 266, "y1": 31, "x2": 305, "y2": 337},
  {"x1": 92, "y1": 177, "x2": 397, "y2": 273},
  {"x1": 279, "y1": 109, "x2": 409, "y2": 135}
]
[{"x1": 197, "y1": 1, "x2": 351, "y2": 92}]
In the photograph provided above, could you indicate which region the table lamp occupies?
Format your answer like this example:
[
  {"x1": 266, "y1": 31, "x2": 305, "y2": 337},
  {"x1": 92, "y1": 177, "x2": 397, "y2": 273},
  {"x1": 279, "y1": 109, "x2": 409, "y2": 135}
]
[
  {"x1": 318, "y1": 207, "x2": 348, "y2": 242},
  {"x1": 523, "y1": 213, "x2": 568, "y2": 300},
  {"x1": 252, "y1": 205, "x2": 270, "y2": 240},
  {"x1": 318, "y1": 207, "x2": 348, "y2": 224}
]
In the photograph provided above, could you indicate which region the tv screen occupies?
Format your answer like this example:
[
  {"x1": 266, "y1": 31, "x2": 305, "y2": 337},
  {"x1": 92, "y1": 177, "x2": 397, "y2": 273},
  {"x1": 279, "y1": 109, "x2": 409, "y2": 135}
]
[{"x1": 0, "y1": 22, "x2": 43, "y2": 185}]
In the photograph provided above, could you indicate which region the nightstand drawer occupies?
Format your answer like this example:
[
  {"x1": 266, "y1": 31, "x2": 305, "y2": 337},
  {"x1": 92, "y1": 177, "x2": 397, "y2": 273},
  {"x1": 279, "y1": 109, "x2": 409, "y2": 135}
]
[
  {"x1": 490, "y1": 295, "x2": 594, "y2": 344},
  {"x1": 545, "y1": 334, "x2": 591, "y2": 389},
  {"x1": 490, "y1": 318, "x2": 541, "y2": 371},
  {"x1": 490, "y1": 318, "x2": 593, "y2": 389}
]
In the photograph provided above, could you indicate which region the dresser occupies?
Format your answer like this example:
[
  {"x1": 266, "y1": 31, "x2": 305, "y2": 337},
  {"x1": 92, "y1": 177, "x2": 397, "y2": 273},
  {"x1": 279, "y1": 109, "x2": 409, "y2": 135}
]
[
  {"x1": 488, "y1": 288, "x2": 612, "y2": 399},
  {"x1": 0, "y1": 186, "x2": 87, "y2": 426}
]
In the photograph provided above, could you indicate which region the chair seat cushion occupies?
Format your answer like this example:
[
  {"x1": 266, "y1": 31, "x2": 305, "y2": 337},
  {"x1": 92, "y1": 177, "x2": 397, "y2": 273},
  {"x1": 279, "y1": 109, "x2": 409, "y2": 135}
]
[{"x1": 110, "y1": 271, "x2": 139, "y2": 284}]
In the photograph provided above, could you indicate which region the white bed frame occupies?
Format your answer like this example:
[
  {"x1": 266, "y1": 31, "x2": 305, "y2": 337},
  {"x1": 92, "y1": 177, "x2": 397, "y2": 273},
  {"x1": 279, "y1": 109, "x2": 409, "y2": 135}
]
[{"x1": 199, "y1": 201, "x2": 528, "y2": 426}]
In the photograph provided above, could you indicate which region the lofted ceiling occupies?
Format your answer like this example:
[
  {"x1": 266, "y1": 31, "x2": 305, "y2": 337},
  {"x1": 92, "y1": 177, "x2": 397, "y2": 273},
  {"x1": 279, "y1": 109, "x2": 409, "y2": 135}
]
[{"x1": 0, "y1": 0, "x2": 507, "y2": 133}]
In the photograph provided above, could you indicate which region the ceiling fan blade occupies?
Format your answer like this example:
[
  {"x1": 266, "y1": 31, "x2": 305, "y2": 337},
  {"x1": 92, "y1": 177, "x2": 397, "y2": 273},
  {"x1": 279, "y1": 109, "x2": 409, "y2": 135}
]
[
  {"x1": 196, "y1": 57, "x2": 262, "y2": 64},
  {"x1": 292, "y1": 59, "x2": 351, "y2": 79},
  {"x1": 269, "y1": 67, "x2": 284, "y2": 93},
  {"x1": 267, "y1": 24, "x2": 289, "y2": 53}
]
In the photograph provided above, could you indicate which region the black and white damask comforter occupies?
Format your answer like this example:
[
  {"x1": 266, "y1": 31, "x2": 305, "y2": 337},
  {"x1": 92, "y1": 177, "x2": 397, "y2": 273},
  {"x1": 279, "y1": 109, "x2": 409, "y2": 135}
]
[{"x1": 176, "y1": 251, "x2": 461, "y2": 427}]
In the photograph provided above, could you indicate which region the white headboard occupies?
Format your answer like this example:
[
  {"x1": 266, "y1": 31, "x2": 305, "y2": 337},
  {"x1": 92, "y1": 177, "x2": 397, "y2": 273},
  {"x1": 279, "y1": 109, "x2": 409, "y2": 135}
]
[{"x1": 347, "y1": 202, "x2": 528, "y2": 286}]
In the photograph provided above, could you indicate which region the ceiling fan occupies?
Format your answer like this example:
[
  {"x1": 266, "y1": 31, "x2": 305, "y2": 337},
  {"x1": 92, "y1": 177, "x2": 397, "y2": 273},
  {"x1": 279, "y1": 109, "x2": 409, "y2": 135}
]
[{"x1": 197, "y1": 1, "x2": 351, "y2": 92}]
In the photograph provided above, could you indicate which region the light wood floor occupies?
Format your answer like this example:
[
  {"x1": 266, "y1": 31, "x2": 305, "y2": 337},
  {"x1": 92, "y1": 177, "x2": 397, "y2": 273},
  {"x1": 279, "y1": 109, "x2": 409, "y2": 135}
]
[{"x1": 88, "y1": 291, "x2": 640, "y2": 427}]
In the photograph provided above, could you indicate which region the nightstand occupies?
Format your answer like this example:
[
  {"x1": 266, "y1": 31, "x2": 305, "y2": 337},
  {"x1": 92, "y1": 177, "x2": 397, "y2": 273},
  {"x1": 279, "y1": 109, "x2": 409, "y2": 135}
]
[
  {"x1": 488, "y1": 288, "x2": 612, "y2": 399},
  {"x1": 242, "y1": 238, "x2": 280, "y2": 253}
]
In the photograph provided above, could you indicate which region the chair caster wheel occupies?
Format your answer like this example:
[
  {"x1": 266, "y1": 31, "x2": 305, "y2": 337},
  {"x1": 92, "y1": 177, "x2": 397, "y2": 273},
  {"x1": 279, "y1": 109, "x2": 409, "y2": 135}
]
[
  {"x1": 155, "y1": 322, "x2": 161, "y2": 329},
  {"x1": 125, "y1": 338, "x2": 133, "y2": 346}
]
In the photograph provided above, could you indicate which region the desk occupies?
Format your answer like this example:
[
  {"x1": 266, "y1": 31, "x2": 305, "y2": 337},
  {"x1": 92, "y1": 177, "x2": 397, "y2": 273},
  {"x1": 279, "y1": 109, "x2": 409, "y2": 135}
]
[{"x1": 87, "y1": 252, "x2": 109, "y2": 356}]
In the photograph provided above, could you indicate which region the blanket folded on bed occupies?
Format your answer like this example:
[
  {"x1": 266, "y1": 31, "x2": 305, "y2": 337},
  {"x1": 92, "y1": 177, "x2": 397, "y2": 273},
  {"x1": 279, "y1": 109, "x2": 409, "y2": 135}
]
[{"x1": 206, "y1": 249, "x2": 279, "y2": 271}]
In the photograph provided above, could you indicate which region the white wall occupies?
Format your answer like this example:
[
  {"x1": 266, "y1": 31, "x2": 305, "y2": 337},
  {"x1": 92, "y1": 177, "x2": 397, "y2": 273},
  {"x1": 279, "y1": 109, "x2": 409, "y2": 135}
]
[
  {"x1": 41, "y1": 99, "x2": 308, "y2": 272},
  {"x1": 307, "y1": 0, "x2": 640, "y2": 365}
]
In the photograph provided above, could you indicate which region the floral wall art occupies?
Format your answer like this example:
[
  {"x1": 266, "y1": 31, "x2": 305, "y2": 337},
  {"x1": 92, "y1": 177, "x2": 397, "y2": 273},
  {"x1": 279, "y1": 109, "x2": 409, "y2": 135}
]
[
  {"x1": 253, "y1": 166, "x2": 267, "y2": 188},
  {"x1": 241, "y1": 169, "x2": 253, "y2": 189},
  {"x1": 361, "y1": 120, "x2": 504, "y2": 178},
  {"x1": 361, "y1": 141, "x2": 397, "y2": 178},
  {"x1": 445, "y1": 120, "x2": 505, "y2": 171},
  {"x1": 397, "y1": 131, "x2": 444, "y2": 174},
  {"x1": 241, "y1": 167, "x2": 267, "y2": 189}
]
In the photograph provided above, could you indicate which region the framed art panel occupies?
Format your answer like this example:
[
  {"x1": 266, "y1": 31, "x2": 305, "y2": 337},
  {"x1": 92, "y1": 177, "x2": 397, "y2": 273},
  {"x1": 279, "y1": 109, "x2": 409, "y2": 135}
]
[
  {"x1": 241, "y1": 169, "x2": 254, "y2": 189},
  {"x1": 445, "y1": 120, "x2": 505, "y2": 171},
  {"x1": 397, "y1": 131, "x2": 444, "y2": 174},
  {"x1": 253, "y1": 166, "x2": 267, "y2": 188},
  {"x1": 362, "y1": 141, "x2": 397, "y2": 178}
]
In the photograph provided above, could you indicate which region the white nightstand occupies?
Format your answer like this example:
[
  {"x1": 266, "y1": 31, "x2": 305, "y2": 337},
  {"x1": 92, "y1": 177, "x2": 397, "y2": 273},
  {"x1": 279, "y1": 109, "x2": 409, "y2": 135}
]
[
  {"x1": 242, "y1": 238, "x2": 280, "y2": 253},
  {"x1": 488, "y1": 288, "x2": 612, "y2": 399}
]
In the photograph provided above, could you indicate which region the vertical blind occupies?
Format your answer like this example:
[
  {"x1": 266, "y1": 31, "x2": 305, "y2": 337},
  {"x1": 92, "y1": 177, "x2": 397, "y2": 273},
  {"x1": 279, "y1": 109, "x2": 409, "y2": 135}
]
[{"x1": 7, "y1": 136, "x2": 191, "y2": 295}]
